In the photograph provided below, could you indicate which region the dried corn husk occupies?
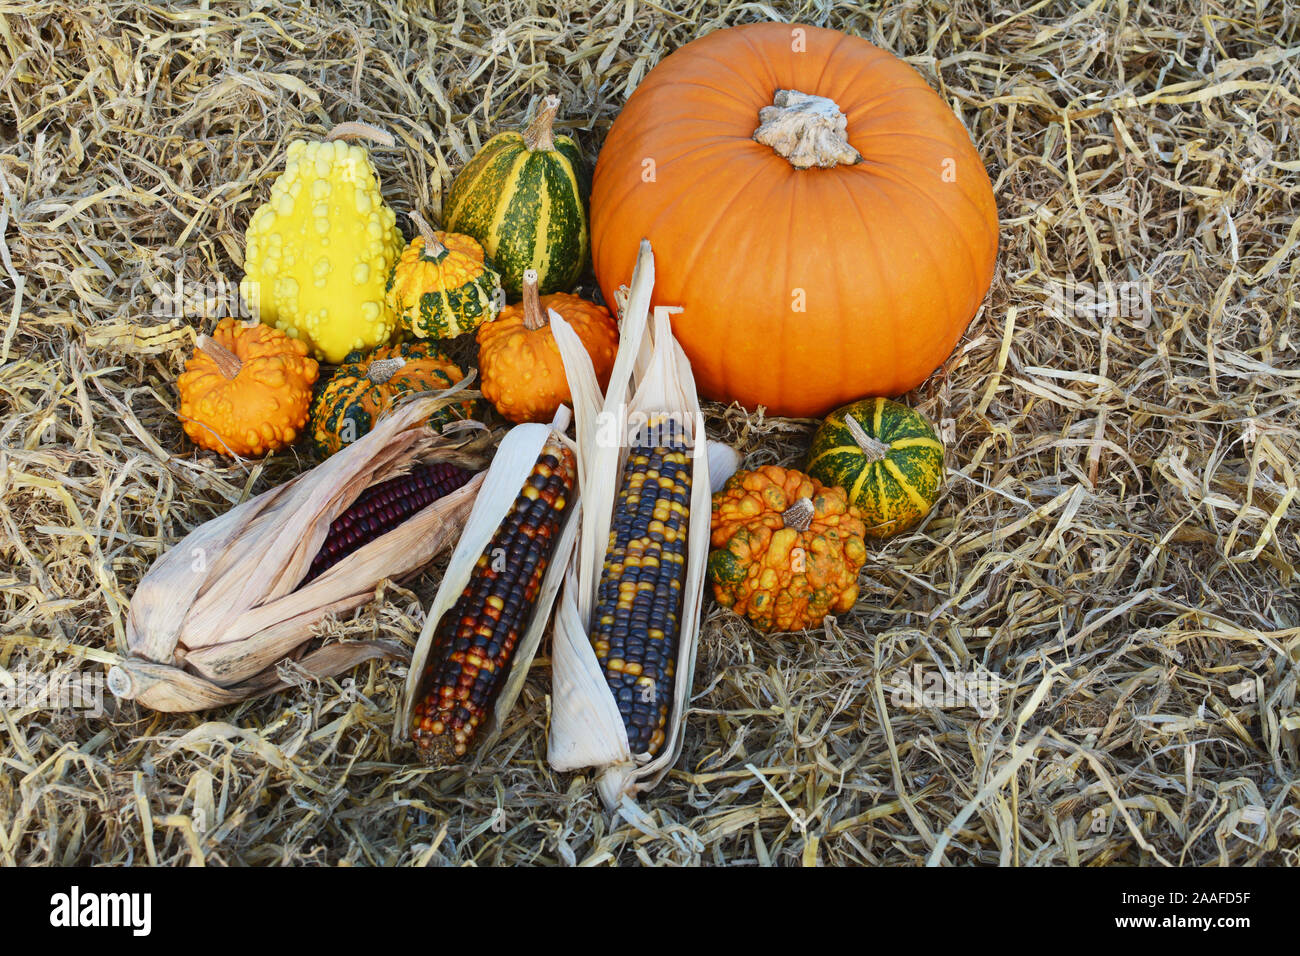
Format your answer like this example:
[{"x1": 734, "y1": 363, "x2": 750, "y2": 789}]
[
  {"x1": 396, "y1": 404, "x2": 581, "y2": 762},
  {"x1": 110, "y1": 388, "x2": 492, "y2": 713},
  {"x1": 547, "y1": 240, "x2": 739, "y2": 809}
]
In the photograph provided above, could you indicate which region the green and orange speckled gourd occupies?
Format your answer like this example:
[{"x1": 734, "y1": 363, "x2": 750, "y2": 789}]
[
  {"x1": 708, "y1": 466, "x2": 868, "y2": 632},
  {"x1": 309, "y1": 340, "x2": 477, "y2": 458}
]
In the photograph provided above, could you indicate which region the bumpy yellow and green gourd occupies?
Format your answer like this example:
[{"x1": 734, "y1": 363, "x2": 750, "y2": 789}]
[
  {"x1": 240, "y1": 124, "x2": 404, "y2": 364},
  {"x1": 386, "y1": 212, "x2": 501, "y2": 339},
  {"x1": 805, "y1": 398, "x2": 945, "y2": 538}
]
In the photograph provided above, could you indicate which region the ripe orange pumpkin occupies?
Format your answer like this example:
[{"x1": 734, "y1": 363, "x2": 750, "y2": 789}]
[
  {"x1": 476, "y1": 268, "x2": 618, "y2": 424},
  {"x1": 590, "y1": 22, "x2": 999, "y2": 417}
]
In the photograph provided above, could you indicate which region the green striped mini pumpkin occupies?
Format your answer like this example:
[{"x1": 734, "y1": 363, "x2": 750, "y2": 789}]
[
  {"x1": 442, "y1": 95, "x2": 588, "y2": 300},
  {"x1": 805, "y1": 398, "x2": 945, "y2": 538}
]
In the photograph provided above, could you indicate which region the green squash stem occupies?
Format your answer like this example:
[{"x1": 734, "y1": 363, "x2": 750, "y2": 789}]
[
  {"x1": 843, "y1": 412, "x2": 890, "y2": 462},
  {"x1": 409, "y1": 210, "x2": 447, "y2": 257},
  {"x1": 522, "y1": 95, "x2": 561, "y2": 152}
]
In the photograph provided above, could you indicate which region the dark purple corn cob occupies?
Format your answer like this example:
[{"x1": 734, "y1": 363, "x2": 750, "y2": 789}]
[{"x1": 302, "y1": 461, "x2": 474, "y2": 584}]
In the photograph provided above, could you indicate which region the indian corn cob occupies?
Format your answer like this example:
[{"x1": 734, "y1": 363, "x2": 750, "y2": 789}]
[
  {"x1": 590, "y1": 428, "x2": 693, "y2": 756},
  {"x1": 301, "y1": 461, "x2": 474, "y2": 584},
  {"x1": 411, "y1": 438, "x2": 577, "y2": 762}
]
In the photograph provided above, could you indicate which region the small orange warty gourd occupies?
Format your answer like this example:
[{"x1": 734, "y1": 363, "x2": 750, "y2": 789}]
[
  {"x1": 590, "y1": 22, "x2": 999, "y2": 416},
  {"x1": 708, "y1": 465, "x2": 868, "y2": 632},
  {"x1": 476, "y1": 268, "x2": 618, "y2": 424},
  {"x1": 178, "y1": 317, "x2": 319, "y2": 457}
]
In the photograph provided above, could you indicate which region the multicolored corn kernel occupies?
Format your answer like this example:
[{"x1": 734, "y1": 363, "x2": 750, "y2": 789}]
[
  {"x1": 591, "y1": 435, "x2": 692, "y2": 757},
  {"x1": 411, "y1": 439, "x2": 577, "y2": 763},
  {"x1": 301, "y1": 461, "x2": 474, "y2": 584}
]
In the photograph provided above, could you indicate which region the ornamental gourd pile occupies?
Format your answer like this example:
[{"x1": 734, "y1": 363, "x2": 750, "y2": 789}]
[{"x1": 153, "y1": 23, "x2": 1000, "y2": 806}]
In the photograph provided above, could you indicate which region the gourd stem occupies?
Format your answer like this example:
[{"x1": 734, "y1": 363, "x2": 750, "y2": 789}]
[
  {"x1": 753, "y1": 89, "x2": 862, "y2": 170},
  {"x1": 367, "y1": 356, "x2": 406, "y2": 384},
  {"x1": 409, "y1": 211, "x2": 447, "y2": 257},
  {"x1": 783, "y1": 497, "x2": 815, "y2": 532},
  {"x1": 324, "y1": 121, "x2": 396, "y2": 148},
  {"x1": 522, "y1": 95, "x2": 561, "y2": 152},
  {"x1": 843, "y1": 413, "x2": 891, "y2": 462},
  {"x1": 521, "y1": 269, "x2": 546, "y2": 330},
  {"x1": 196, "y1": 333, "x2": 242, "y2": 380}
]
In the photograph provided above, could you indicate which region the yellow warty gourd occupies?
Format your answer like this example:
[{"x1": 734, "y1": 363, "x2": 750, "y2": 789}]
[{"x1": 240, "y1": 133, "x2": 404, "y2": 363}]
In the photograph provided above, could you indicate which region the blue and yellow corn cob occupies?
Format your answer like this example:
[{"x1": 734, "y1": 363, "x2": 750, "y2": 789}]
[{"x1": 590, "y1": 429, "x2": 692, "y2": 756}]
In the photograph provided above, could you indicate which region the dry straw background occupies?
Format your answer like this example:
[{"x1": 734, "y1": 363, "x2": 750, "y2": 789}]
[{"x1": 1, "y1": 0, "x2": 1298, "y2": 866}]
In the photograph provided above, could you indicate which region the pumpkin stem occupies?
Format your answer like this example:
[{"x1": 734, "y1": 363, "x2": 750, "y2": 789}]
[
  {"x1": 783, "y1": 497, "x2": 815, "y2": 532},
  {"x1": 367, "y1": 356, "x2": 406, "y2": 384},
  {"x1": 409, "y1": 210, "x2": 447, "y2": 257},
  {"x1": 843, "y1": 412, "x2": 891, "y2": 462},
  {"x1": 323, "y1": 121, "x2": 396, "y2": 148},
  {"x1": 753, "y1": 89, "x2": 862, "y2": 170},
  {"x1": 521, "y1": 269, "x2": 547, "y2": 330},
  {"x1": 195, "y1": 333, "x2": 242, "y2": 380},
  {"x1": 522, "y1": 95, "x2": 561, "y2": 152}
]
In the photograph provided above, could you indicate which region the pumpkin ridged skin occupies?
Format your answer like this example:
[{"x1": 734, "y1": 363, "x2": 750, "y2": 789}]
[
  {"x1": 708, "y1": 466, "x2": 868, "y2": 633},
  {"x1": 476, "y1": 271, "x2": 618, "y2": 424},
  {"x1": 178, "y1": 318, "x2": 319, "y2": 457},
  {"x1": 443, "y1": 99, "x2": 589, "y2": 299},
  {"x1": 806, "y1": 397, "x2": 945, "y2": 538},
  {"x1": 309, "y1": 340, "x2": 476, "y2": 458},
  {"x1": 590, "y1": 22, "x2": 999, "y2": 416},
  {"x1": 385, "y1": 229, "x2": 501, "y2": 339}
]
